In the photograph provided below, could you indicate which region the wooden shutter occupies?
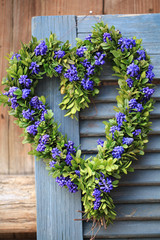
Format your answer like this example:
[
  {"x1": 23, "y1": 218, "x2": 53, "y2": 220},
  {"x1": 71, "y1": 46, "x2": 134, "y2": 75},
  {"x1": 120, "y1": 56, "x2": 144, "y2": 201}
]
[
  {"x1": 78, "y1": 14, "x2": 160, "y2": 239},
  {"x1": 32, "y1": 14, "x2": 160, "y2": 239}
]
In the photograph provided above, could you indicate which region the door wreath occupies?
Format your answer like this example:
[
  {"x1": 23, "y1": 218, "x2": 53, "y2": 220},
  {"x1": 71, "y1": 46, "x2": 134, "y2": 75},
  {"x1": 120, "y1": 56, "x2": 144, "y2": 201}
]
[{"x1": 0, "y1": 22, "x2": 155, "y2": 228}]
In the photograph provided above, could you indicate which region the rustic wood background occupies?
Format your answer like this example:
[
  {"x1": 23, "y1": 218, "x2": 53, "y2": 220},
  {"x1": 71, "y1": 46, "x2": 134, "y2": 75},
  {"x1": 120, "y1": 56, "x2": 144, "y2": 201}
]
[{"x1": 0, "y1": 0, "x2": 160, "y2": 239}]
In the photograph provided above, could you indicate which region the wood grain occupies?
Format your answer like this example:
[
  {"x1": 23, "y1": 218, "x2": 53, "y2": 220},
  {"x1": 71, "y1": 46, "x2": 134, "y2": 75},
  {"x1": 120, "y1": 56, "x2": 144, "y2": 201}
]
[
  {"x1": 0, "y1": 175, "x2": 36, "y2": 233},
  {"x1": 104, "y1": 0, "x2": 160, "y2": 14}
]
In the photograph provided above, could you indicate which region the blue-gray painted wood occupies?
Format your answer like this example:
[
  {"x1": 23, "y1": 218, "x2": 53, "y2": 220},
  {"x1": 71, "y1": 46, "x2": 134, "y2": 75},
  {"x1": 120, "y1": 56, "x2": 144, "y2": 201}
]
[
  {"x1": 32, "y1": 16, "x2": 83, "y2": 240},
  {"x1": 78, "y1": 14, "x2": 160, "y2": 239},
  {"x1": 84, "y1": 221, "x2": 160, "y2": 238}
]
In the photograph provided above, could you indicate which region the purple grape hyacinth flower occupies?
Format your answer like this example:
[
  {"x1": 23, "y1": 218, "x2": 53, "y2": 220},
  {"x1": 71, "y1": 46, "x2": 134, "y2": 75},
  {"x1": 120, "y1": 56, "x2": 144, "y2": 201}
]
[
  {"x1": 94, "y1": 52, "x2": 106, "y2": 66},
  {"x1": 34, "y1": 40, "x2": 47, "y2": 56},
  {"x1": 103, "y1": 32, "x2": 112, "y2": 42},
  {"x1": 112, "y1": 146, "x2": 124, "y2": 159},
  {"x1": 51, "y1": 147, "x2": 61, "y2": 159},
  {"x1": 97, "y1": 139, "x2": 104, "y2": 147},
  {"x1": 122, "y1": 137, "x2": 134, "y2": 145},
  {"x1": 54, "y1": 50, "x2": 65, "y2": 59},
  {"x1": 132, "y1": 129, "x2": 141, "y2": 136},
  {"x1": 49, "y1": 160, "x2": 56, "y2": 168},
  {"x1": 29, "y1": 62, "x2": 40, "y2": 74},
  {"x1": 118, "y1": 38, "x2": 136, "y2": 52},
  {"x1": 126, "y1": 78, "x2": 133, "y2": 88},
  {"x1": 81, "y1": 77, "x2": 94, "y2": 90},
  {"x1": 116, "y1": 112, "x2": 126, "y2": 127},
  {"x1": 11, "y1": 53, "x2": 21, "y2": 60},
  {"x1": 64, "y1": 65, "x2": 79, "y2": 82},
  {"x1": 76, "y1": 46, "x2": 87, "y2": 57},
  {"x1": 22, "y1": 89, "x2": 31, "y2": 99},
  {"x1": 127, "y1": 63, "x2": 140, "y2": 77},
  {"x1": 19, "y1": 75, "x2": 32, "y2": 88},
  {"x1": 137, "y1": 49, "x2": 146, "y2": 60},
  {"x1": 22, "y1": 109, "x2": 35, "y2": 121},
  {"x1": 54, "y1": 65, "x2": 63, "y2": 74}
]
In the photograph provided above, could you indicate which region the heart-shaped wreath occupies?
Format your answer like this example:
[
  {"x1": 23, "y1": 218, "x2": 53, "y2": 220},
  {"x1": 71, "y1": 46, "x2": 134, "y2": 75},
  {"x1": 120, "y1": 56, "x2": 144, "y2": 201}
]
[{"x1": 0, "y1": 22, "x2": 155, "y2": 228}]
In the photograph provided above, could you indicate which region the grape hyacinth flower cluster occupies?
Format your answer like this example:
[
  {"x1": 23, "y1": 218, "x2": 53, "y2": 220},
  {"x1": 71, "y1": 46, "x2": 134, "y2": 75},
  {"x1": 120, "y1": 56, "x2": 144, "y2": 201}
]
[
  {"x1": 54, "y1": 50, "x2": 65, "y2": 59},
  {"x1": 22, "y1": 109, "x2": 35, "y2": 121},
  {"x1": 112, "y1": 146, "x2": 124, "y2": 159},
  {"x1": 11, "y1": 53, "x2": 21, "y2": 60},
  {"x1": 103, "y1": 32, "x2": 112, "y2": 42},
  {"x1": 56, "y1": 176, "x2": 78, "y2": 193},
  {"x1": 4, "y1": 86, "x2": 19, "y2": 109},
  {"x1": 64, "y1": 141, "x2": 76, "y2": 166},
  {"x1": 51, "y1": 147, "x2": 61, "y2": 159},
  {"x1": 146, "y1": 65, "x2": 155, "y2": 83},
  {"x1": 76, "y1": 46, "x2": 87, "y2": 57},
  {"x1": 93, "y1": 188, "x2": 102, "y2": 210},
  {"x1": 116, "y1": 112, "x2": 126, "y2": 127},
  {"x1": 127, "y1": 63, "x2": 140, "y2": 77},
  {"x1": 54, "y1": 65, "x2": 63, "y2": 74},
  {"x1": 81, "y1": 77, "x2": 94, "y2": 91},
  {"x1": 36, "y1": 134, "x2": 50, "y2": 152},
  {"x1": 30, "y1": 96, "x2": 45, "y2": 110},
  {"x1": 136, "y1": 49, "x2": 146, "y2": 60},
  {"x1": 142, "y1": 87, "x2": 155, "y2": 101},
  {"x1": 29, "y1": 62, "x2": 40, "y2": 74},
  {"x1": 19, "y1": 75, "x2": 32, "y2": 88},
  {"x1": 22, "y1": 89, "x2": 31, "y2": 99},
  {"x1": 82, "y1": 59, "x2": 95, "y2": 76},
  {"x1": 123, "y1": 137, "x2": 134, "y2": 145},
  {"x1": 85, "y1": 34, "x2": 92, "y2": 41},
  {"x1": 94, "y1": 52, "x2": 106, "y2": 66},
  {"x1": 126, "y1": 78, "x2": 133, "y2": 88},
  {"x1": 110, "y1": 126, "x2": 121, "y2": 139},
  {"x1": 118, "y1": 38, "x2": 136, "y2": 52},
  {"x1": 129, "y1": 98, "x2": 143, "y2": 112},
  {"x1": 27, "y1": 122, "x2": 39, "y2": 136},
  {"x1": 64, "y1": 65, "x2": 79, "y2": 82},
  {"x1": 132, "y1": 129, "x2": 141, "y2": 136},
  {"x1": 97, "y1": 139, "x2": 104, "y2": 147},
  {"x1": 34, "y1": 40, "x2": 48, "y2": 56}
]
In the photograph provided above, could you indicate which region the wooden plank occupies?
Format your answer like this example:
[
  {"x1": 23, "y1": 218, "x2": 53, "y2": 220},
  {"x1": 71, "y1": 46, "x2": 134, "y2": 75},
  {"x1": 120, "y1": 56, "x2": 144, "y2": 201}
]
[
  {"x1": 80, "y1": 119, "x2": 160, "y2": 136},
  {"x1": 32, "y1": 15, "x2": 83, "y2": 240},
  {"x1": 0, "y1": 233, "x2": 36, "y2": 240},
  {"x1": 84, "y1": 220, "x2": 160, "y2": 238},
  {"x1": 0, "y1": 175, "x2": 36, "y2": 233},
  {"x1": 104, "y1": 0, "x2": 160, "y2": 14},
  {"x1": 0, "y1": 0, "x2": 13, "y2": 174},
  {"x1": 77, "y1": 14, "x2": 160, "y2": 33},
  {"x1": 115, "y1": 203, "x2": 160, "y2": 220},
  {"x1": 112, "y1": 186, "x2": 160, "y2": 203},
  {"x1": 80, "y1": 101, "x2": 160, "y2": 120},
  {"x1": 45, "y1": 0, "x2": 103, "y2": 15},
  {"x1": 81, "y1": 135, "x2": 160, "y2": 152}
]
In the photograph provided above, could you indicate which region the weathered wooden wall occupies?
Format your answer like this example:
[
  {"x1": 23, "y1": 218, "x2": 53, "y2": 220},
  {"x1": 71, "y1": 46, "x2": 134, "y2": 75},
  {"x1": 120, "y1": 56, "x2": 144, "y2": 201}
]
[{"x1": 0, "y1": 0, "x2": 160, "y2": 239}]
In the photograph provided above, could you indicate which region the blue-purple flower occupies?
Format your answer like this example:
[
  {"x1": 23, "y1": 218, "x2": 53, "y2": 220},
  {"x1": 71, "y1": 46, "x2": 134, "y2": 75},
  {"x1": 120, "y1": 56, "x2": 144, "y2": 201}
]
[
  {"x1": 34, "y1": 40, "x2": 47, "y2": 56},
  {"x1": 110, "y1": 126, "x2": 121, "y2": 139},
  {"x1": 99, "y1": 177, "x2": 113, "y2": 193},
  {"x1": 146, "y1": 65, "x2": 155, "y2": 83},
  {"x1": 49, "y1": 160, "x2": 56, "y2": 168},
  {"x1": 85, "y1": 34, "x2": 92, "y2": 41},
  {"x1": 97, "y1": 139, "x2": 104, "y2": 147},
  {"x1": 29, "y1": 62, "x2": 40, "y2": 74},
  {"x1": 54, "y1": 50, "x2": 65, "y2": 59},
  {"x1": 81, "y1": 77, "x2": 94, "y2": 90},
  {"x1": 127, "y1": 63, "x2": 140, "y2": 77},
  {"x1": 10, "y1": 97, "x2": 19, "y2": 109},
  {"x1": 103, "y1": 32, "x2": 112, "y2": 42},
  {"x1": 129, "y1": 98, "x2": 143, "y2": 112},
  {"x1": 137, "y1": 49, "x2": 146, "y2": 60},
  {"x1": 22, "y1": 109, "x2": 35, "y2": 121},
  {"x1": 75, "y1": 170, "x2": 80, "y2": 177},
  {"x1": 54, "y1": 65, "x2": 63, "y2": 74},
  {"x1": 76, "y1": 46, "x2": 87, "y2": 57},
  {"x1": 26, "y1": 124, "x2": 38, "y2": 136},
  {"x1": 122, "y1": 137, "x2": 134, "y2": 145},
  {"x1": 94, "y1": 52, "x2": 106, "y2": 66},
  {"x1": 36, "y1": 143, "x2": 46, "y2": 152},
  {"x1": 30, "y1": 96, "x2": 45, "y2": 110},
  {"x1": 11, "y1": 53, "x2": 21, "y2": 60},
  {"x1": 112, "y1": 146, "x2": 124, "y2": 159},
  {"x1": 118, "y1": 38, "x2": 136, "y2": 52},
  {"x1": 64, "y1": 141, "x2": 76, "y2": 154},
  {"x1": 126, "y1": 78, "x2": 133, "y2": 88},
  {"x1": 132, "y1": 129, "x2": 141, "y2": 136},
  {"x1": 64, "y1": 65, "x2": 79, "y2": 82},
  {"x1": 19, "y1": 75, "x2": 32, "y2": 88},
  {"x1": 65, "y1": 153, "x2": 73, "y2": 166},
  {"x1": 142, "y1": 87, "x2": 155, "y2": 101},
  {"x1": 116, "y1": 112, "x2": 126, "y2": 127},
  {"x1": 22, "y1": 89, "x2": 31, "y2": 99},
  {"x1": 51, "y1": 147, "x2": 61, "y2": 159}
]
